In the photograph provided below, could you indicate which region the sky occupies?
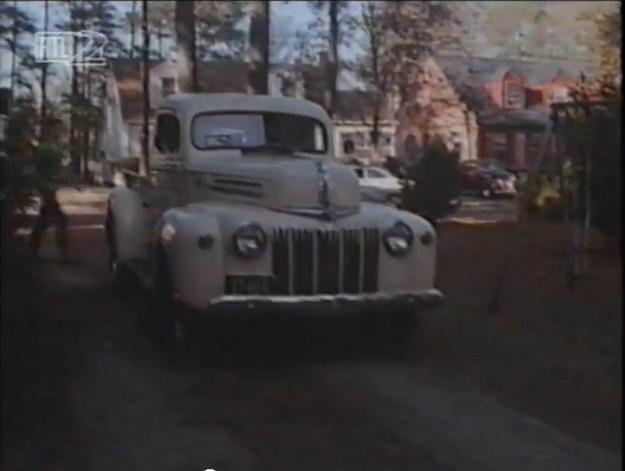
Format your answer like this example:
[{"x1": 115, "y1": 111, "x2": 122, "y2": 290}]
[
  {"x1": 0, "y1": 1, "x2": 366, "y2": 91},
  {"x1": 1, "y1": 1, "x2": 616, "y2": 94}
]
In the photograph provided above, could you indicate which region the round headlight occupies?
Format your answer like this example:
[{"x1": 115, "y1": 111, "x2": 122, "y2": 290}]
[
  {"x1": 232, "y1": 223, "x2": 267, "y2": 258},
  {"x1": 383, "y1": 221, "x2": 414, "y2": 257},
  {"x1": 160, "y1": 223, "x2": 176, "y2": 244}
]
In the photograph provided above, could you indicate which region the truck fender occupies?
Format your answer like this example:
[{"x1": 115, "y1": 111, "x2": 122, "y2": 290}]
[
  {"x1": 155, "y1": 209, "x2": 224, "y2": 309},
  {"x1": 107, "y1": 187, "x2": 149, "y2": 263}
]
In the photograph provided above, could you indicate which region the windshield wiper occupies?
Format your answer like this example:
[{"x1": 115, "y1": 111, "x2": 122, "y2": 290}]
[{"x1": 241, "y1": 144, "x2": 297, "y2": 155}]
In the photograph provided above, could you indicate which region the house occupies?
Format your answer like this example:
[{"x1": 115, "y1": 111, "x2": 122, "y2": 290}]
[
  {"x1": 395, "y1": 55, "x2": 479, "y2": 163},
  {"x1": 394, "y1": 53, "x2": 598, "y2": 169},
  {"x1": 435, "y1": 54, "x2": 598, "y2": 169},
  {"x1": 99, "y1": 54, "x2": 398, "y2": 177},
  {"x1": 99, "y1": 51, "x2": 597, "y2": 179}
]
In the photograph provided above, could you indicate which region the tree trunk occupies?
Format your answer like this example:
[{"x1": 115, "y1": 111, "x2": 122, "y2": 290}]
[
  {"x1": 140, "y1": 0, "x2": 150, "y2": 176},
  {"x1": 129, "y1": 0, "x2": 136, "y2": 58},
  {"x1": 39, "y1": 0, "x2": 49, "y2": 142},
  {"x1": 157, "y1": 23, "x2": 163, "y2": 59},
  {"x1": 9, "y1": 0, "x2": 17, "y2": 102},
  {"x1": 247, "y1": 0, "x2": 270, "y2": 95},
  {"x1": 70, "y1": 35, "x2": 80, "y2": 175},
  {"x1": 82, "y1": 69, "x2": 92, "y2": 180},
  {"x1": 175, "y1": 0, "x2": 196, "y2": 93},
  {"x1": 326, "y1": 1, "x2": 339, "y2": 116}
]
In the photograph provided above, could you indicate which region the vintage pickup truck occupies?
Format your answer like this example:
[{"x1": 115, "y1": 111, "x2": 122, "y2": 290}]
[{"x1": 106, "y1": 93, "x2": 443, "y2": 347}]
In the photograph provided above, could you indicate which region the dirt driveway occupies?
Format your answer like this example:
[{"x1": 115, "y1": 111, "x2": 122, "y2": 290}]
[{"x1": 1, "y1": 188, "x2": 621, "y2": 471}]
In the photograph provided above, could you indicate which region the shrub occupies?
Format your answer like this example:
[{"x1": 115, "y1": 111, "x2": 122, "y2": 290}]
[{"x1": 401, "y1": 140, "x2": 461, "y2": 223}]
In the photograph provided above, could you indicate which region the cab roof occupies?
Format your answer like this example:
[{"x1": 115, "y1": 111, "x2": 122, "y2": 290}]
[{"x1": 159, "y1": 93, "x2": 331, "y2": 124}]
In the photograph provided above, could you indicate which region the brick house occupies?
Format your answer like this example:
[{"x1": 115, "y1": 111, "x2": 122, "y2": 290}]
[
  {"x1": 436, "y1": 54, "x2": 598, "y2": 170},
  {"x1": 394, "y1": 54, "x2": 597, "y2": 168}
]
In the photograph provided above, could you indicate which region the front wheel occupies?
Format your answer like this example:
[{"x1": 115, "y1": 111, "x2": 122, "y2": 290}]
[{"x1": 150, "y1": 249, "x2": 193, "y2": 362}]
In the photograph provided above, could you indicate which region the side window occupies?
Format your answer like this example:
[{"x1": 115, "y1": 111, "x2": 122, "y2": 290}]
[
  {"x1": 155, "y1": 114, "x2": 180, "y2": 153},
  {"x1": 353, "y1": 168, "x2": 364, "y2": 178}
]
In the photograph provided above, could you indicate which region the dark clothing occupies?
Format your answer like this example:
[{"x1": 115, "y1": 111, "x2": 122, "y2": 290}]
[
  {"x1": 29, "y1": 190, "x2": 68, "y2": 257},
  {"x1": 28, "y1": 145, "x2": 71, "y2": 257}
]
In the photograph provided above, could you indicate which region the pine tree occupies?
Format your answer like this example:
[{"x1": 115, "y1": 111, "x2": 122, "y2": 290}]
[{"x1": 0, "y1": 0, "x2": 36, "y2": 102}]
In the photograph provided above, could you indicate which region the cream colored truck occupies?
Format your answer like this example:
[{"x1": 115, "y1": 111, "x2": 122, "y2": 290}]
[{"x1": 105, "y1": 93, "x2": 443, "y2": 345}]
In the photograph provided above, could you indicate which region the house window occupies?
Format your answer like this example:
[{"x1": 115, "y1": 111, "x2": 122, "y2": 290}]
[
  {"x1": 502, "y1": 70, "x2": 525, "y2": 109},
  {"x1": 504, "y1": 81, "x2": 524, "y2": 108},
  {"x1": 162, "y1": 77, "x2": 175, "y2": 97},
  {"x1": 155, "y1": 113, "x2": 180, "y2": 153}
]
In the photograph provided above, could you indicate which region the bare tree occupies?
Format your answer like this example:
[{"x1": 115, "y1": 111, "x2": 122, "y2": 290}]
[
  {"x1": 39, "y1": 0, "x2": 50, "y2": 141},
  {"x1": 387, "y1": 2, "x2": 462, "y2": 103},
  {"x1": 247, "y1": 0, "x2": 270, "y2": 95},
  {"x1": 308, "y1": 1, "x2": 353, "y2": 115},
  {"x1": 357, "y1": 1, "x2": 392, "y2": 148},
  {"x1": 141, "y1": 0, "x2": 150, "y2": 175},
  {"x1": 195, "y1": 1, "x2": 245, "y2": 61},
  {"x1": 128, "y1": 0, "x2": 137, "y2": 58},
  {"x1": 175, "y1": 0, "x2": 197, "y2": 92}
]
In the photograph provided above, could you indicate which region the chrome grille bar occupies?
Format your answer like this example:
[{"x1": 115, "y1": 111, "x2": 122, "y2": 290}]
[
  {"x1": 338, "y1": 230, "x2": 344, "y2": 293},
  {"x1": 287, "y1": 229, "x2": 294, "y2": 295},
  {"x1": 312, "y1": 229, "x2": 319, "y2": 294},
  {"x1": 270, "y1": 227, "x2": 379, "y2": 296},
  {"x1": 358, "y1": 228, "x2": 365, "y2": 292}
]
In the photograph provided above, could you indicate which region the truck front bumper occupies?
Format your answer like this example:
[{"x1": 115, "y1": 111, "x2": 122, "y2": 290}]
[{"x1": 199, "y1": 288, "x2": 443, "y2": 317}]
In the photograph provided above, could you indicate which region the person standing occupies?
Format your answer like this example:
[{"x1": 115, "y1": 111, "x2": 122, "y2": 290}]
[{"x1": 29, "y1": 145, "x2": 70, "y2": 261}]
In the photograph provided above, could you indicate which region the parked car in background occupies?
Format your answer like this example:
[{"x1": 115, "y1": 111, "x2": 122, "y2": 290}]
[
  {"x1": 351, "y1": 166, "x2": 402, "y2": 192},
  {"x1": 350, "y1": 165, "x2": 403, "y2": 207},
  {"x1": 459, "y1": 159, "x2": 517, "y2": 198},
  {"x1": 479, "y1": 157, "x2": 528, "y2": 179}
]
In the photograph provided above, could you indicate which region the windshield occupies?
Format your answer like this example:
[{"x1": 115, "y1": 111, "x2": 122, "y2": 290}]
[{"x1": 192, "y1": 112, "x2": 327, "y2": 154}]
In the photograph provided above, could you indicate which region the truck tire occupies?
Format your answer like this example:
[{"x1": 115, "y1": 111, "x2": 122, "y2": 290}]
[
  {"x1": 151, "y1": 247, "x2": 192, "y2": 362},
  {"x1": 105, "y1": 211, "x2": 134, "y2": 292}
]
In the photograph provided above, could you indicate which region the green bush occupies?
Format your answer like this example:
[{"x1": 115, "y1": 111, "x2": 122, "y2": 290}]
[{"x1": 401, "y1": 140, "x2": 461, "y2": 223}]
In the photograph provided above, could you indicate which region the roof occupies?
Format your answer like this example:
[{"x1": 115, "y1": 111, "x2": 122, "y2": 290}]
[
  {"x1": 437, "y1": 54, "x2": 597, "y2": 87},
  {"x1": 159, "y1": 93, "x2": 331, "y2": 125},
  {"x1": 435, "y1": 54, "x2": 599, "y2": 113}
]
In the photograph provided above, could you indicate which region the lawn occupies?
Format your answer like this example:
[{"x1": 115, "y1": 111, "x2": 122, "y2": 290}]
[{"x1": 418, "y1": 219, "x2": 622, "y2": 452}]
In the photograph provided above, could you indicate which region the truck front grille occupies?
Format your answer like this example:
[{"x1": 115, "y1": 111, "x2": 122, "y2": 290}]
[{"x1": 270, "y1": 228, "x2": 380, "y2": 295}]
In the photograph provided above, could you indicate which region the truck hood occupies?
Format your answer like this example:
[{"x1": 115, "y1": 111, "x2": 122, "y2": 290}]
[{"x1": 187, "y1": 153, "x2": 361, "y2": 220}]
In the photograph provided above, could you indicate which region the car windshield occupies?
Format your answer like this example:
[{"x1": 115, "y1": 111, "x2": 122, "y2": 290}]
[{"x1": 192, "y1": 112, "x2": 327, "y2": 154}]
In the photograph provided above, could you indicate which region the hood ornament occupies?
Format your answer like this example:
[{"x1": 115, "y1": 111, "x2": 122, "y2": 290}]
[{"x1": 315, "y1": 160, "x2": 334, "y2": 220}]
